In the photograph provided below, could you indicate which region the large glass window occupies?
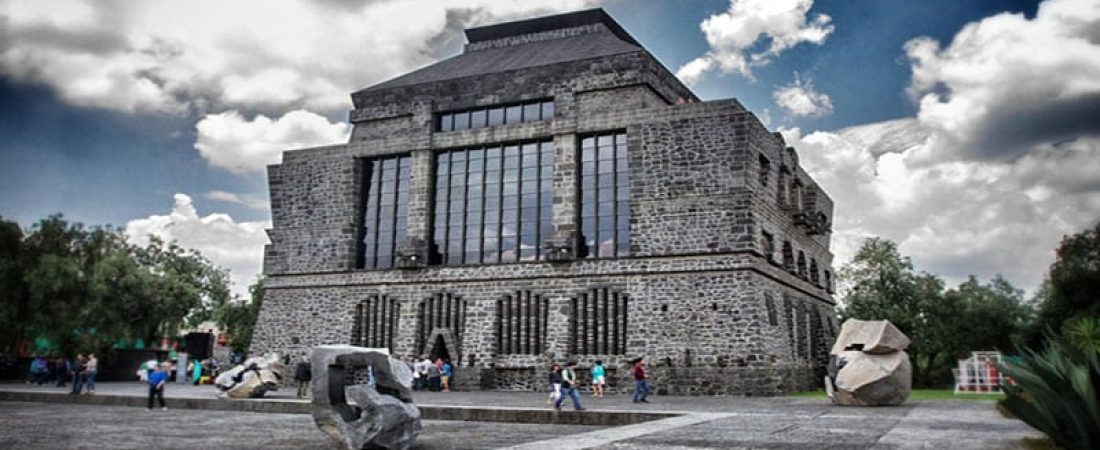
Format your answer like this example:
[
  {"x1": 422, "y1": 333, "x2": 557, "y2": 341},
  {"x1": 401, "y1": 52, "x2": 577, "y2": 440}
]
[
  {"x1": 437, "y1": 99, "x2": 554, "y2": 132},
  {"x1": 359, "y1": 155, "x2": 410, "y2": 269},
  {"x1": 580, "y1": 133, "x2": 630, "y2": 258},
  {"x1": 433, "y1": 140, "x2": 554, "y2": 265}
]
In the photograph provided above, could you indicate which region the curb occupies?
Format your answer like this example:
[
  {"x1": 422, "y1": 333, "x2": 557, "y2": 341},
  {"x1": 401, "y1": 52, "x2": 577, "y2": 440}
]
[{"x1": 0, "y1": 391, "x2": 674, "y2": 426}]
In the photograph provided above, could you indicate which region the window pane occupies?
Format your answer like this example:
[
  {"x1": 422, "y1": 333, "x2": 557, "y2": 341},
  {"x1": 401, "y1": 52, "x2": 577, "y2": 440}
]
[
  {"x1": 505, "y1": 105, "x2": 522, "y2": 123},
  {"x1": 541, "y1": 101, "x2": 555, "y2": 120},
  {"x1": 599, "y1": 146, "x2": 614, "y2": 161},
  {"x1": 470, "y1": 110, "x2": 486, "y2": 129},
  {"x1": 453, "y1": 112, "x2": 469, "y2": 130},
  {"x1": 522, "y1": 103, "x2": 540, "y2": 122},
  {"x1": 488, "y1": 108, "x2": 504, "y2": 126},
  {"x1": 439, "y1": 114, "x2": 453, "y2": 131}
]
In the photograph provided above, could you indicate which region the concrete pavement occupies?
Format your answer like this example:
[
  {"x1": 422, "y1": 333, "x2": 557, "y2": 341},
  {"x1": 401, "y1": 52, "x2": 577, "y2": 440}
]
[{"x1": 0, "y1": 382, "x2": 1041, "y2": 449}]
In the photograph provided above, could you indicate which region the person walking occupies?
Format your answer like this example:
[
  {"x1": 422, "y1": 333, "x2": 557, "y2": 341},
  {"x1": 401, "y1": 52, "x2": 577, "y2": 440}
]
[
  {"x1": 147, "y1": 362, "x2": 168, "y2": 410},
  {"x1": 294, "y1": 356, "x2": 312, "y2": 400},
  {"x1": 591, "y1": 359, "x2": 606, "y2": 398},
  {"x1": 546, "y1": 363, "x2": 563, "y2": 405},
  {"x1": 631, "y1": 357, "x2": 650, "y2": 403},
  {"x1": 84, "y1": 354, "x2": 98, "y2": 394},
  {"x1": 553, "y1": 361, "x2": 585, "y2": 411},
  {"x1": 69, "y1": 354, "x2": 86, "y2": 395}
]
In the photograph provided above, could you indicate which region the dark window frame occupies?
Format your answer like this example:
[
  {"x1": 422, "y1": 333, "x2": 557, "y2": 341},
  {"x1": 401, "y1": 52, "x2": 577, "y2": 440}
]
[
  {"x1": 358, "y1": 154, "x2": 411, "y2": 269},
  {"x1": 432, "y1": 140, "x2": 554, "y2": 266},
  {"x1": 436, "y1": 99, "x2": 555, "y2": 132},
  {"x1": 579, "y1": 131, "x2": 630, "y2": 259}
]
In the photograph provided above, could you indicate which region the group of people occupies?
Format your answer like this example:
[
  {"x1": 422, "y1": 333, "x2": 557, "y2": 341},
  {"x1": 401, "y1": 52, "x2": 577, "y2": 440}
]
[
  {"x1": 546, "y1": 357, "x2": 649, "y2": 410},
  {"x1": 410, "y1": 356, "x2": 452, "y2": 392},
  {"x1": 27, "y1": 353, "x2": 98, "y2": 395}
]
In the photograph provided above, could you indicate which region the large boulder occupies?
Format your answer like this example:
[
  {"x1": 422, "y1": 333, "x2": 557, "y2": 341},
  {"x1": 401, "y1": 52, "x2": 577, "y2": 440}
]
[
  {"x1": 827, "y1": 319, "x2": 912, "y2": 406},
  {"x1": 215, "y1": 353, "x2": 286, "y2": 398},
  {"x1": 311, "y1": 345, "x2": 421, "y2": 450},
  {"x1": 829, "y1": 319, "x2": 910, "y2": 355}
]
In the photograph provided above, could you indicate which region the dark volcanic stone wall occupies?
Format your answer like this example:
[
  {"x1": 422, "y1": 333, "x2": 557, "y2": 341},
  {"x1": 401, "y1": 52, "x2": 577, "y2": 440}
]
[{"x1": 252, "y1": 16, "x2": 836, "y2": 396}]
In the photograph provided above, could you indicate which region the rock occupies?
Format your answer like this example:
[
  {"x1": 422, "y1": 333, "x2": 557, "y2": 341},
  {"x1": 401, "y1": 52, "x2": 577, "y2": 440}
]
[
  {"x1": 827, "y1": 319, "x2": 911, "y2": 406},
  {"x1": 311, "y1": 345, "x2": 421, "y2": 450},
  {"x1": 829, "y1": 319, "x2": 910, "y2": 355},
  {"x1": 215, "y1": 353, "x2": 285, "y2": 398}
]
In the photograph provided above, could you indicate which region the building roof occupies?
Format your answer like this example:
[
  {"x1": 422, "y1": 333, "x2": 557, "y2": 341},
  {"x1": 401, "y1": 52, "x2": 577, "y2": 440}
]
[
  {"x1": 464, "y1": 8, "x2": 640, "y2": 47},
  {"x1": 357, "y1": 9, "x2": 644, "y2": 93}
]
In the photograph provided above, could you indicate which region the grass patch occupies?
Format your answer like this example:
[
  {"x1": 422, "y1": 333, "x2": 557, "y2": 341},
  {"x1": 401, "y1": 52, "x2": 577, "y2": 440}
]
[
  {"x1": 1020, "y1": 436, "x2": 1060, "y2": 450},
  {"x1": 789, "y1": 388, "x2": 1005, "y2": 401}
]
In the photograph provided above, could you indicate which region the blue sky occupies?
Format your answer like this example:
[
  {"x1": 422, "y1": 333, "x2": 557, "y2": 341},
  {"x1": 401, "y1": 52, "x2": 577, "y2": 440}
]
[{"x1": 1, "y1": 0, "x2": 1096, "y2": 298}]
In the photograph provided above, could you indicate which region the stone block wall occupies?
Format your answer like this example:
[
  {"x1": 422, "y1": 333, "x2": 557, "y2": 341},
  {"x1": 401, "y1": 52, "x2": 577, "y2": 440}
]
[{"x1": 252, "y1": 12, "x2": 836, "y2": 396}]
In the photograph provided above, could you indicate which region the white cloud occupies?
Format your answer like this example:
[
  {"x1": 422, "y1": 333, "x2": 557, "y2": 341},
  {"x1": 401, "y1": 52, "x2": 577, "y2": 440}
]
[
  {"x1": 676, "y1": 0, "x2": 833, "y2": 84},
  {"x1": 125, "y1": 193, "x2": 270, "y2": 299},
  {"x1": 194, "y1": 110, "x2": 350, "y2": 174},
  {"x1": 203, "y1": 190, "x2": 269, "y2": 211},
  {"x1": 773, "y1": 73, "x2": 832, "y2": 117},
  {"x1": 777, "y1": 0, "x2": 1100, "y2": 294},
  {"x1": 904, "y1": 0, "x2": 1100, "y2": 160},
  {"x1": 0, "y1": 0, "x2": 600, "y2": 115}
]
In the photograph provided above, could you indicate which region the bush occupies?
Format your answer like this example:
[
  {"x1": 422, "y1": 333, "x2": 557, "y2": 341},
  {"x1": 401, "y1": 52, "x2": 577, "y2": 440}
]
[{"x1": 999, "y1": 337, "x2": 1100, "y2": 450}]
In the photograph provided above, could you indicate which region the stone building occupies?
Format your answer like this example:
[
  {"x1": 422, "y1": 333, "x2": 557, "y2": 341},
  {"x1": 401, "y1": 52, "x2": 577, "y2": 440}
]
[{"x1": 251, "y1": 8, "x2": 837, "y2": 395}]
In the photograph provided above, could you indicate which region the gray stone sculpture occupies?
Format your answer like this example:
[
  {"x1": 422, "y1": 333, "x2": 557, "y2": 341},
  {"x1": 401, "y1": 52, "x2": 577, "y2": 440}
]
[
  {"x1": 311, "y1": 345, "x2": 421, "y2": 450},
  {"x1": 826, "y1": 319, "x2": 912, "y2": 406},
  {"x1": 215, "y1": 353, "x2": 286, "y2": 398}
]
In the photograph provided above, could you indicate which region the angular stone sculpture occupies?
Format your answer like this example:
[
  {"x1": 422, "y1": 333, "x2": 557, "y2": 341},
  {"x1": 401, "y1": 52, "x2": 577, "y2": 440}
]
[
  {"x1": 311, "y1": 345, "x2": 421, "y2": 450},
  {"x1": 827, "y1": 319, "x2": 911, "y2": 406},
  {"x1": 215, "y1": 353, "x2": 286, "y2": 398}
]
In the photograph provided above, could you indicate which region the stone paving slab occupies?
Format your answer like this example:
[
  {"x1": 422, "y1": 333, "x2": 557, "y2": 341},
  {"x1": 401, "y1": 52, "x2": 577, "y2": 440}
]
[
  {"x1": 0, "y1": 382, "x2": 1042, "y2": 449},
  {"x1": 0, "y1": 401, "x2": 603, "y2": 449}
]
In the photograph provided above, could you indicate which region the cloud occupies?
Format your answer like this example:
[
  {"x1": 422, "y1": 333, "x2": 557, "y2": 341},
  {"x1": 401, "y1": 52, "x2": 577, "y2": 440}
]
[
  {"x1": 203, "y1": 190, "x2": 269, "y2": 211},
  {"x1": 774, "y1": 0, "x2": 1100, "y2": 295},
  {"x1": 904, "y1": 0, "x2": 1100, "y2": 160},
  {"x1": 125, "y1": 193, "x2": 270, "y2": 299},
  {"x1": 784, "y1": 120, "x2": 1100, "y2": 295},
  {"x1": 0, "y1": 0, "x2": 600, "y2": 115},
  {"x1": 773, "y1": 73, "x2": 832, "y2": 117},
  {"x1": 194, "y1": 110, "x2": 350, "y2": 174},
  {"x1": 676, "y1": 0, "x2": 833, "y2": 84}
]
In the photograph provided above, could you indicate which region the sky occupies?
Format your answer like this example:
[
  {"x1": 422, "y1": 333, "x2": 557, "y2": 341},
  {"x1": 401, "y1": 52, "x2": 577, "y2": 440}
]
[{"x1": 1, "y1": 0, "x2": 1097, "y2": 299}]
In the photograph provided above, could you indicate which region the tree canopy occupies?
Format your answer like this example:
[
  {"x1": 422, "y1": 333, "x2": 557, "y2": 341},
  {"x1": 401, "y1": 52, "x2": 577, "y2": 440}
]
[
  {"x1": 838, "y1": 238, "x2": 1032, "y2": 387},
  {"x1": 1032, "y1": 221, "x2": 1100, "y2": 340},
  {"x1": 0, "y1": 215, "x2": 244, "y2": 358}
]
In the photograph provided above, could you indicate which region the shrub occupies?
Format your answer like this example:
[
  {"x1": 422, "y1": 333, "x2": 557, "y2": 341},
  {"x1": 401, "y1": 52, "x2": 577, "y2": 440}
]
[{"x1": 999, "y1": 337, "x2": 1100, "y2": 450}]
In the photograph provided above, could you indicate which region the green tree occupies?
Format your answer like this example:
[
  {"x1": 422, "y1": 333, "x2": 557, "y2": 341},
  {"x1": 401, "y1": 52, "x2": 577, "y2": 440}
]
[
  {"x1": 0, "y1": 217, "x2": 28, "y2": 353},
  {"x1": 1033, "y1": 221, "x2": 1100, "y2": 340},
  {"x1": 838, "y1": 238, "x2": 1033, "y2": 387},
  {"x1": 7, "y1": 215, "x2": 233, "y2": 357},
  {"x1": 943, "y1": 275, "x2": 1032, "y2": 353},
  {"x1": 217, "y1": 277, "x2": 264, "y2": 354},
  {"x1": 838, "y1": 238, "x2": 948, "y2": 386}
]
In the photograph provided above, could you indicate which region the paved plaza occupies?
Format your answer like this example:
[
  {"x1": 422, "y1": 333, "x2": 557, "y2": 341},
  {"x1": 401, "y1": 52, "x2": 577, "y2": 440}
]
[{"x1": 0, "y1": 382, "x2": 1040, "y2": 449}]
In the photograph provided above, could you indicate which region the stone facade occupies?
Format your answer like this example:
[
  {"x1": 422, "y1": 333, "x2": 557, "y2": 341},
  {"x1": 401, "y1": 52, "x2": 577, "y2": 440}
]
[{"x1": 252, "y1": 9, "x2": 837, "y2": 396}]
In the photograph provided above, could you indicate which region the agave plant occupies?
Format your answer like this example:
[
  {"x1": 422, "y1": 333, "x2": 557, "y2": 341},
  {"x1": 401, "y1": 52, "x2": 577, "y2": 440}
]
[
  {"x1": 999, "y1": 337, "x2": 1100, "y2": 450},
  {"x1": 1064, "y1": 316, "x2": 1100, "y2": 354}
]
